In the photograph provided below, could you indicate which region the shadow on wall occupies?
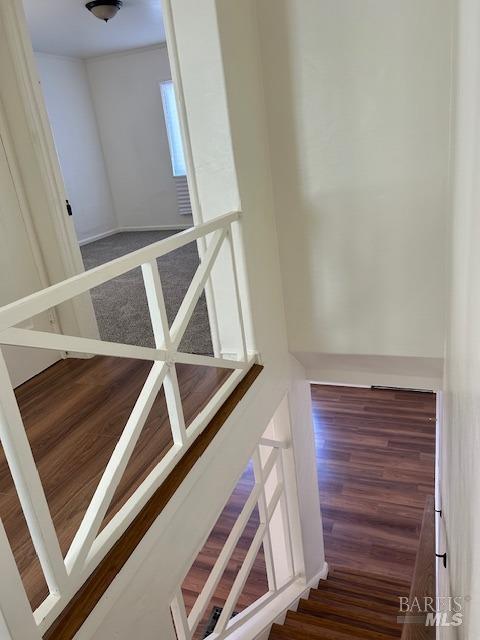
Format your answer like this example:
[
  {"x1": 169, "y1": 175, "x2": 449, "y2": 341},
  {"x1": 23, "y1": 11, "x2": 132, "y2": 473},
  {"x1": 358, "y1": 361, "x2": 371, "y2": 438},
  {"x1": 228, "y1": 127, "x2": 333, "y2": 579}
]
[{"x1": 257, "y1": 0, "x2": 449, "y2": 360}]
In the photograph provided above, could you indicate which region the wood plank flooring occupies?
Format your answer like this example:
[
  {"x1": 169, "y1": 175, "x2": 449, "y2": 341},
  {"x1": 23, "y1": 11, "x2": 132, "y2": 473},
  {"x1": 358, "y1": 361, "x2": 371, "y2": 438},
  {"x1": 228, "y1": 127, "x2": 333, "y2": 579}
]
[
  {"x1": 311, "y1": 384, "x2": 436, "y2": 584},
  {"x1": 0, "y1": 355, "x2": 231, "y2": 611}
]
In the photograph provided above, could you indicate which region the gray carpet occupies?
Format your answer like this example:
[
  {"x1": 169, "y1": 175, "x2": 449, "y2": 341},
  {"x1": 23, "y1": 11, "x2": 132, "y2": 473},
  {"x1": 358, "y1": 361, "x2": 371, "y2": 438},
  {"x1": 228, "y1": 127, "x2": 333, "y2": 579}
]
[{"x1": 80, "y1": 231, "x2": 213, "y2": 356}]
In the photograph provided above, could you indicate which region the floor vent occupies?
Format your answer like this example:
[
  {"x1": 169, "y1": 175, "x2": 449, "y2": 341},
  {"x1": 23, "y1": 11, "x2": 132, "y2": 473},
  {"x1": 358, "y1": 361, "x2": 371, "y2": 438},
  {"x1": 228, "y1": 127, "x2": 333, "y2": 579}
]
[{"x1": 204, "y1": 607, "x2": 238, "y2": 637}]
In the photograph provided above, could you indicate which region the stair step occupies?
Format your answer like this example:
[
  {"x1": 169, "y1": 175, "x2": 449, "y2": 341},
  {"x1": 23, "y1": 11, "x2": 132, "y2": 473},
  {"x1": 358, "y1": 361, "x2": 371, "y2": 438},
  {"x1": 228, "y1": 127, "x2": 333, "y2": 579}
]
[
  {"x1": 283, "y1": 611, "x2": 400, "y2": 640},
  {"x1": 314, "y1": 580, "x2": 402, "y2": 607},
  {"x1": 297, "y1": 597, "x2": 401, "y2": 636},
  {"x1": 326, "y1": 571, "x2": 409, "y2": 595},
  {"x1": 307, "y1": 587, "x2": 400, "y2": 616},
  {"x1": 269, "y1": 620, "x2": 371, "y2": 640}
]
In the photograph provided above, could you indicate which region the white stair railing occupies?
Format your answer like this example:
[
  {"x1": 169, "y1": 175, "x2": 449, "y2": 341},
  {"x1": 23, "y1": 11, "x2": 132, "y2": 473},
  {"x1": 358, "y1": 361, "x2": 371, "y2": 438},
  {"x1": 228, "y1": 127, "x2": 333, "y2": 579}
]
[
  {"x1": 171, "y1": 437, "x2": 300, "y2": 640},
  {"x1": 0, "y1": 211, "x2": 255, "y2": 633}
]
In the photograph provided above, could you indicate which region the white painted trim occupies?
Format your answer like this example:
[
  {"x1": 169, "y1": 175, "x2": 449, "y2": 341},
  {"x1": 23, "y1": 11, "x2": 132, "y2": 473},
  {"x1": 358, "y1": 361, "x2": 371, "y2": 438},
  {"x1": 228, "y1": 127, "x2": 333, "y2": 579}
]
[
  {"x1": 118, "y1": 224, "x2": 192, "y2": 232},
  {"x1": 0, "y1": 99, "x2": 55, "y2": 306},
  {"x1": 84, "y1": 42, "x2": 168, "y2": 62},
  {"x1": 0, "y1": 1, "x2": 98, "y2": 340},
  {"x1": 305, "y1": 562, "x2": 329, "y2": 590},
  {"x1": 309, "y1": 380, "x2": 370, "y2": 389},
  {"x1": 0, "y1": 212, "x2": 239, "y2": 333},
  {"x1": 78, "y1": 226, "x2": 194, "y2": 246},
  {"x1": 77, "y1": 230, "x2": 118, "y2": 246},
  {"x1": 34, "y1": 51, "x2": 83, "y2": 63},
  {"x1": 218, "y1": 579, "x2": 311, "y2": 640}
]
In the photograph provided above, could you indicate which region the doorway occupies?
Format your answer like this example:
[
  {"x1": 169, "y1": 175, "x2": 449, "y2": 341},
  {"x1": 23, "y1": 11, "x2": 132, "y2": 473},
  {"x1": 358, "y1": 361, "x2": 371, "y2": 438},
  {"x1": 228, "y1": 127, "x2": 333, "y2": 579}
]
[{"x1": 20, "y1": 0, "x2": 212, "y2": 355}]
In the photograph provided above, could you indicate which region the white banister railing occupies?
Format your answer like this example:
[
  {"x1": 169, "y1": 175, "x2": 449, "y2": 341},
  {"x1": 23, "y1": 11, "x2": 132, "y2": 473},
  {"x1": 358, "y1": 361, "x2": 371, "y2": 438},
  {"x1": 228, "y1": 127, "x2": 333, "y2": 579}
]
[
  {"x1": 171, "y1": 438, "x2": 299, "y2": 640},
  {"x1": 0, "y1": 211, "x2": 256, "y2": 633}
]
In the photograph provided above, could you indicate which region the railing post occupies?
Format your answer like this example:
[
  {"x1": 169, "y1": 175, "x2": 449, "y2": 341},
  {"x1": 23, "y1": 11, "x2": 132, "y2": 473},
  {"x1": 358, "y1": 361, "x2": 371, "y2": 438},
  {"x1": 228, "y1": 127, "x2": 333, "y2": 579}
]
[
  {"x1": 0, "y1": 350, "x2": 67, "y2": 596},
  {"x1": 226, "y1": 226, "x2": 248, "y2": 362}
]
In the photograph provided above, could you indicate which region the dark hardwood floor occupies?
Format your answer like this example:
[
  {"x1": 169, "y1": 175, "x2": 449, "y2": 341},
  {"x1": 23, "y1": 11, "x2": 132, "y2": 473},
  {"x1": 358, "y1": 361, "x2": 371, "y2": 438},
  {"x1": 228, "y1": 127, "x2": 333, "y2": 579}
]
[
  {"x1": 311, "y1": 384, "x2": 436, "y2": 585},
  {"x1": 0, "y1": 366, "x2": 435, "y2": 637},
  {"x1": 0, "y1": 355, "x2": 231, "y2": 611}
]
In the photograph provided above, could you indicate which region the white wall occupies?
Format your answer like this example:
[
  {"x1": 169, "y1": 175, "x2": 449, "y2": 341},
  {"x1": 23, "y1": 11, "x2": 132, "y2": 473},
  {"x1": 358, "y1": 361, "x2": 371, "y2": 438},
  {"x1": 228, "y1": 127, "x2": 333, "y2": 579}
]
[
  {"x1": 86, "y1": 45, "x2": 193, "y2": 230},
  {"x1": 257, "y1": 0, "x2": 455, "y2": 387},
  {"x1": 36, "y1": 53, "x2": 117, "y2": 244},
  {"x1": 441, "y1": 0, "x2": 480, "y2": 637}
]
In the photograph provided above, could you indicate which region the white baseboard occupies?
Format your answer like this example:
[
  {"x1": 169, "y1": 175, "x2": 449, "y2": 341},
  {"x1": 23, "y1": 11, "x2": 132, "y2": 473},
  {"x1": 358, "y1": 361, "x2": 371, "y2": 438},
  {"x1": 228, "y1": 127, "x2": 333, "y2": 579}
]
[
  {"x1": 306, "y1": 562, "x2": 329, "y2": 589},
  {"x1": 78, "y1": 224, "x2": 193, "y2": 246},
  {"x1": 118, "y1": 224, "x2": 192, "y2": 232},
  {"x1": 78, "y1": 229, "x2": 118, "y2": 246}
]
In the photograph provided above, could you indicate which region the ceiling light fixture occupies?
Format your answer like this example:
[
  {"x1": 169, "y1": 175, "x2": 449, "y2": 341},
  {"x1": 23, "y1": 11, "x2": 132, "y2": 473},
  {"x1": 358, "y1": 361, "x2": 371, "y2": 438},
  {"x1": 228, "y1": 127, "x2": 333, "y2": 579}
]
[{"x1": 85, "y1": 0, "x2": 123, "y2": 22}]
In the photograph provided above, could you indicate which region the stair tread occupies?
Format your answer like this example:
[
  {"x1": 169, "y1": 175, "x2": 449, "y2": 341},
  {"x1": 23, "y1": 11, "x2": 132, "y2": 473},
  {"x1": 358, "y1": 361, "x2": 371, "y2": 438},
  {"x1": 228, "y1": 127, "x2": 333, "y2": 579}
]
[
  {"x1": 269, "y1": 620, "x2": 377, "y2": 640},
  {"x1": 297, "y1": 597, "x2": 401, "y2": 633},
  {"x1": 307, "y1": 587, "x2": 400, "y2": 614},
  {"x1": 284, "y1": 611, "x2": 401, "y2": 640}
]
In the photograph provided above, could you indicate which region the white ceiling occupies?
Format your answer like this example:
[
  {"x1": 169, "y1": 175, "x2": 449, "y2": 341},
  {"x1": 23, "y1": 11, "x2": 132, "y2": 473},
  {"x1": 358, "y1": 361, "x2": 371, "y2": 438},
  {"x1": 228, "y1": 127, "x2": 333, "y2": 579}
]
[{"x1": 23, "y1": 0, "x2": 166, "y2": 59}]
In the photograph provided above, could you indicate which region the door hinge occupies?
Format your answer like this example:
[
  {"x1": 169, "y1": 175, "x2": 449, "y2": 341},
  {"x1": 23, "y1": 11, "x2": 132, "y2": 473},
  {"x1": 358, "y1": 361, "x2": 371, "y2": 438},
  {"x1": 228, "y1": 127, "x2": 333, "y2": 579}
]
[{"x1": 66, "y1": 199, "x2": 73, "y2": 216}]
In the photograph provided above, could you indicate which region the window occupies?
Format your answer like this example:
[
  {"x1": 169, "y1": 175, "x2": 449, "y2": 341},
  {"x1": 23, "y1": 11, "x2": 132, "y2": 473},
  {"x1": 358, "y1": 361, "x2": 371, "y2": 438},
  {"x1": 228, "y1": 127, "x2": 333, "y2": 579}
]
[{"x1": 160, "y1": 80, "x2": 187, "y2": 177}]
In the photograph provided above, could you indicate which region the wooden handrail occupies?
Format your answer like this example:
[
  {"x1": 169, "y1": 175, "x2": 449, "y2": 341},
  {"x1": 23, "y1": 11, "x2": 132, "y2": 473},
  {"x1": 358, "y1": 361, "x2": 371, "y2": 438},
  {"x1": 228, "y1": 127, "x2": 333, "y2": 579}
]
[
  {"x1": 43, "y1": 363, "x2": 263, "y2": 640},
  {"x1": 401, "y1": 495, "x2": 436, "y2": 639}
]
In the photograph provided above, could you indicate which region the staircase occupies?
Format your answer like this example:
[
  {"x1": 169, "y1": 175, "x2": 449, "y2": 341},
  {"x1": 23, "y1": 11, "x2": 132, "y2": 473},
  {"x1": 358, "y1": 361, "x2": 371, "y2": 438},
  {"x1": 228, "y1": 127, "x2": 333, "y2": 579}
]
[{"x1": 269, "y1": 569, "x2": 409, "y2": 639}]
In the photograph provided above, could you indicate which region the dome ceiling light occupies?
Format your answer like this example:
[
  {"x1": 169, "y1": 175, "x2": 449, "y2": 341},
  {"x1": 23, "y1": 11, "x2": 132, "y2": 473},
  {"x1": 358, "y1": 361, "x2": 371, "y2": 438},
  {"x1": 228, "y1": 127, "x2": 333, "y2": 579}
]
[{"x1": 85, "y1": 0, "x2": 123, "y2": 22}]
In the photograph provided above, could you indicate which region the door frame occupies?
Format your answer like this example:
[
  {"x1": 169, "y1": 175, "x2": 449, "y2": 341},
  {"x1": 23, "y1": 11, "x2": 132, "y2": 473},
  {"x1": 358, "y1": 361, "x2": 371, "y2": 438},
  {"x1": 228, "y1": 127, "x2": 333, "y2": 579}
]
[{"x1": 0, "y1": 0, "x2": 98, "y2": 342}]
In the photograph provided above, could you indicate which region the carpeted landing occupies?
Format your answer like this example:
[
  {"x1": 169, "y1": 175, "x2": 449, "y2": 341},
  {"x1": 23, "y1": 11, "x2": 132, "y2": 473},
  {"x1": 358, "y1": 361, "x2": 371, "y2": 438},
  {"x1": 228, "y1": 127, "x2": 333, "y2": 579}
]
[{"x1": 80, "y1": 230, "x2": 213, "y2": 356}]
